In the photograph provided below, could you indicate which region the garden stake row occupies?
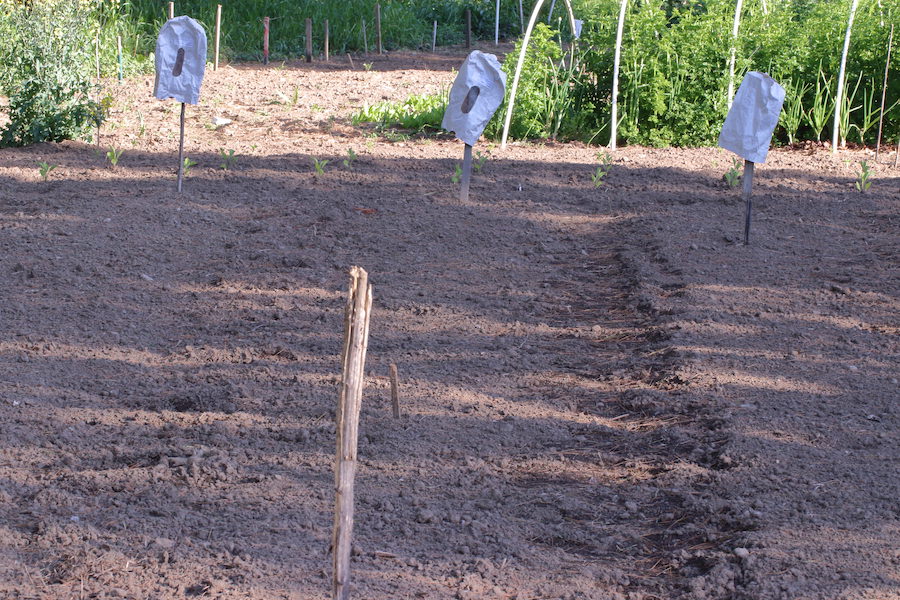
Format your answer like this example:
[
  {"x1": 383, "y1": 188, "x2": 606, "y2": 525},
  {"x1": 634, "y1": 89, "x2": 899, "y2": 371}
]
[{"x1": 332, "y1": 267, "x2": 372, "y2": 600}]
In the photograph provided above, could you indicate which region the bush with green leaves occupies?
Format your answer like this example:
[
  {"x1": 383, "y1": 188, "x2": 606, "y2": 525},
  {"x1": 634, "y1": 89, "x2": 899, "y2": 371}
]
[{"x1": 0, "y1": 0, "x2": 103, "y2": 147}]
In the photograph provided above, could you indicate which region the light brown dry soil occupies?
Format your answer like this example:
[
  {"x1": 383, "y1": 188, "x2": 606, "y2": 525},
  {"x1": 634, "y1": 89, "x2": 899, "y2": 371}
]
[{"x1": 0, "y1": 45, "x2": 897, "y2": 600}]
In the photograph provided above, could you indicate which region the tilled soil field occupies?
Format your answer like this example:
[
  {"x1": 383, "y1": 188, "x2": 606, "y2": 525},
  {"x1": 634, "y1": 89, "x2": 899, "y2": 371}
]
[{"x1": 0, "y1": 45, "x2": 897, "y2": 600}]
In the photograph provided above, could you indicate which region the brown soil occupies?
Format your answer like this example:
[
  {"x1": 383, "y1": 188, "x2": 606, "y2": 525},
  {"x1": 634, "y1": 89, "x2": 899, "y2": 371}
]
[{"x1": 0, "y1": 45, "x2": 897, "y2": 600}]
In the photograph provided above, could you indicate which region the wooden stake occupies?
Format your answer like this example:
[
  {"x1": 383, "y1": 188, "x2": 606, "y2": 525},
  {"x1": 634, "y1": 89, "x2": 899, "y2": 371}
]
[
  {"x1": 876, "y1": 23, "x2": 893, "y2": 162},
  {"x1": 465, "y1": 9, "x2": 471, "y2": 49},
  {"x1": 389, "y1": 364, "x2": 400, "y2": 418},
  {"x1": 116, "y1": 35, "x2": 123, "y2": 82},
  {"x1": 263, "y1": 16, "x2": 270, "y2": 65},
  {"x1": 347, "y1": 53, "x2": 354, "y2": 69},
  {"x1": 460, "y1": 144, "x2": 473, "y2": 202},
  {"x1": 375, "y1": 4, "x2": 382, "y2": 55},
  {"x1": 168, "y1": 1, "x2": 174, "y2": 20},
  {"x1": 519, "y1": 0, "x2": 525, "y2": 33},
  {"x1": 362, "y1": 19, "x2": 368, "y2": 56},
  {"x1": 332, "y1": 267, "x2": 373, "y2": 600},
  {"x1": 432, "y1": 20, "x2": 437, "y2": 52},
  {"x1": 742, "y1": 160, "x2": 755, "y2": 245},
  {"x1": 305, "y1": 18, "x2": 313, "y2": 63},
  {"x1": 176, "y1": 102, "x2": 186, "y2": 193},
  {"x1": 324, "y1": 20, "x2": 330, "y2": 61},
  {"x1": 214, "y1": 4, "x2": 222, "y2": 71}
]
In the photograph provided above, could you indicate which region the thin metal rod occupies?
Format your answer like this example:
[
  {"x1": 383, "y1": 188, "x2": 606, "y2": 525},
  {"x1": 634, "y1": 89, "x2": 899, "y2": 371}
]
[
  {"x1": 214, "y1": 4, "x2": 221, "y2": 71},
  {"x1": 324, "y1": 20, "x2": 330, "y2": 61},
  {"x1": 460, "y1": 144, "x2": 473, "y2": 202},
  {"x1": 177, "y1": 102, "x2": 186, "y2": 193},
  {"x1": 432, "y1": 20, "x2": 437, "y2": 52},
  {"x1": 465, "y1": 9, "x2": 471, "y2": 49},
  {"x1": 742, "y1": 160, "x2": 755, "y2": 245}
]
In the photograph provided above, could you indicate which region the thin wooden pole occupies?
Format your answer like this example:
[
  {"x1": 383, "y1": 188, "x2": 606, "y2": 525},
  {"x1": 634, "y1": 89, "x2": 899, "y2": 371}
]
[
  {"x1": 306, "y1": 18, "x2": 313, "y2": 63},
  {"x1": 609, "y1": 0, "x2": 627, "y2": 150},
  {"x1": 494, "y1": 0, "x2": 500, "y2": 45},
  {"x1": 95, "y1": 35, "x2": 100, "y2": 79},
  {"x1": 347, "y1": 53, "x2": 354, "y2": 69},
  {"x1": 116, "y1": 35, "x2": 123, "y2": 82},
  {"x1": 833, "y1": 0, "x2": 860, "y2": 152},
  {"x1": 324, "y1": 20, "x2": 330, "y2": 61},
  {"x1": 362, "y1": 19, "x2": 368, "y2": 56},
  {"x1": 177, "y1": 102, "x2": 186, "y2": 193},
  {"x1": 168, "y1": 1, "x2": 174, "y2": 20},
  {"x1": 465, "y1": 9, "x2": 471, "y2": 49},
  {"x1": 460, "y1": 144, "x2": 473, "y2": 202},
  {"x1": 876, "y1": 23, "x2": 893, "y2": 162},
  {"x1": 742, "y1": 160, "x2": 755, "y2": 245},
  {"x1": 519, "y1": 0, "x2": 524, "y2": 33},
  {"x1": 332, "y1": 267, "x2": 373, "y2": 600},
  {"x1": 263, "y1": 16, "x2": 270, "y2": 65},
  {"x1": 389, "y1": 364, "x2": 400, "y2": 418},
  {"x1": 432, "y1": 21, "x2": 437, "y2": 52},
  {"x1": 375, "y1": 4, "x2": 382, "y2": 55},
  {"x1": 214, "y1": 4, "x2": 222, "y2": 71}
]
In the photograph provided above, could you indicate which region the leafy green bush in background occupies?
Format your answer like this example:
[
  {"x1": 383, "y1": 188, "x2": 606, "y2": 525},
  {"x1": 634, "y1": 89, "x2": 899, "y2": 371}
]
[{"x1": 0, "y1": 0, "x2": 103, "y2": 146}]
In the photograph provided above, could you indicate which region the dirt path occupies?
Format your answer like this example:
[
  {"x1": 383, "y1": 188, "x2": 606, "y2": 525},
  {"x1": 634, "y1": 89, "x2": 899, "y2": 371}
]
[{"x1": 0, "y1": 47, "x2": 897, "y2": 600}]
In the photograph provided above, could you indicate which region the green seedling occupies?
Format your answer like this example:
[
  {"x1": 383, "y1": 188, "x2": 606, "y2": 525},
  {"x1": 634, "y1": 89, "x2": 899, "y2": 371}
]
[
  {"x1": 219, "y1": 148, "x2": 237, "y2": 170},
  {"x1": 38, "y1": 161, "x2": 57, "y2": 181},
  {"x1": 106, "y1": 146, "x2": 122, "y2": 166},
  {"x1": 363, "y1": 63, "x2": 373, "y2": 72},
  {"x1": 313, "y1": 157, "x2": 329, "y2": 176},
  {"x1": 451, "y1": 163, "x2": 462, "y2": 184},
  {"x1": 183, "y1": 157, "x2": 197, "y2": 176},
  {"x1": 343, "y1": 148, "x2": 357, "y2": 169},
  {"x1": 591, "y1": 151, "x2": 613, "y2": 187},
  {"x1": 724, "y1": 158, "x2": 741, "y2": 188},
  {"x1": 473, "y1": 151, "x2": 488, "y2": 173},
  {"x1": 855, "y1": 160, "x2": 872, "y2": 193}
]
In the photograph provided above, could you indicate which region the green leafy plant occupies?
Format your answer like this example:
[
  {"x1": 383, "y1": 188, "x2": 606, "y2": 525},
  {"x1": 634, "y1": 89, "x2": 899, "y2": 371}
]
[
  {"x1": 451, "y1": 163, "x2": 462, "y2": 184},
  {"x1": 351, "y1": 90, "x2": 448, "y2": 133},
  {"x1": 106, "y1": 146, "x2": 123, "y2": 166},
  {"x1": 855, "y1": 160, "x2": 872, "y2": 193},
  {"x1": 591, "y1": 151, "x2": 612, "y2": 187},
  {"x1": 313, "y1": 157, "x2": 329, "y2": 176},
  {"x1": 724, "y1": 158, "x2": 742, "y2": 188},
  {"x1": 183, "y1": 157, "x2": 197, "y2": 176},
  {"x1": 219, "y1": 148, "x2": 237, "y2": 170},
  {"x1": 37, "y1": 161, "x2": 57, "y2": 181},
  {"x1": 473, "y1": 151, "x2": 488, "y2": 173},
  {"x1": 363, "y1": 63, "x2": 373, "y2": 72},
  {"x1": 804, "y1": 69, "x2": 835, "y2": 142},
  {"x1": 342, "y1": 148, "x2": 357, "y2": 169}
]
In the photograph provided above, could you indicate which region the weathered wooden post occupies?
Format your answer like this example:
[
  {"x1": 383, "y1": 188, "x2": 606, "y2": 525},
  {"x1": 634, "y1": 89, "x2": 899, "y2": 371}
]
[
  {"x1": 324, "y1": 20, "x2": 330, "y2": 61},
  {"x1": 465, "y1": 9, "x2": 471, "y2": 49},
  {"x1": 332, "y1": 267, "x2": 373, "y2": 600},
  {"x1": 214, "y1": 4, "x2": 222, "y2": 71},
  {"x1": 375, "y1": 4, "x2": 383, "y2": 54},
  {"x1": 263, "y1": 16, "x2": 270, "y2": 65},
  {"x1": 306, "y1": 18, "x2": 313, "y2": 63},
  {"x1": 168, "y1": 1, "x2": 174, "y2": 20}
]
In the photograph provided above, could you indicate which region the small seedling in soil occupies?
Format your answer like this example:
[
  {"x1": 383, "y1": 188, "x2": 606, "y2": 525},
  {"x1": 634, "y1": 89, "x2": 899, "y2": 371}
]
[
  {"x1": 591, "y1": 151, "x2": 613, "y2": 187},
  {"x1": 343, "y1": 148, "x2": 357, "y2": 169},
  {"x1": 724, "y1": 158, "x2": 742, "y2": 187},
  {"x1": 37, "y1": 161, "x2": 57, "y2": 181},
  {"x1": 855, "y1": 160, "x2": 872, "y2": 192},
  {"x1": 183, "y1": 157, "x2": 197, "y2": 176},
  {"x1": 473, "y1": 151, "x2": 488, "y2": 173},
  {"x1": 451, "y1": 163, "x2": 462, "y2": 184},
  {"x1": 106, "y1": 147, "x2": 123, "y2": 167},
  {"x1": 313, "y1": 157, "x2": 329, "y2": 176},
  {"x1": 219, "y1": 148, "x2": 237, "y2": 170},
  {"x1": 363, "y1": 63, "x2": 373, "y2": 72}
]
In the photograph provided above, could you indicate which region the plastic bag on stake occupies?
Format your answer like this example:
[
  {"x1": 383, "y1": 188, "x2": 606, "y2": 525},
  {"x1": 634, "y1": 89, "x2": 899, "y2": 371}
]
[
  {"x1": 153, "y1": 16, "x2": 207, "y2": 105},
  {"x1": 441, "y1": 51, "x2": 506, "y2": 147},
  {"x1": 718, "y1": 71, "x2": 785, "y2": 164}
]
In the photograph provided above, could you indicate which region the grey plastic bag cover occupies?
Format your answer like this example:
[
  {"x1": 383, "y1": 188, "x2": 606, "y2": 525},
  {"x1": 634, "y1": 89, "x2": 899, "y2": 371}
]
[
  {"x1": 718, "y1": 71, "x2": 785, "y2": 164},
  {"x1": 153, "y1": 16, "x2": 207, "y2": 105},
  {"x1": 441, "y1": 51, "x2": 507, "y2": 147}
]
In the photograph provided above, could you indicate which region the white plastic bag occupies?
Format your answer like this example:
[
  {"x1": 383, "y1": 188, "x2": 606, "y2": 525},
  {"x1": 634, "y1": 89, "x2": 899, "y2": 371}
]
[
  {"x1": 718, "y1": 71, "x2": 785, "y2": 164},
  {"x1": 153, "y1": 16, "x2": 207, "y2": 105},
  {"x1": 441, "y1": 51, "x2": 507, "y2": 147}
]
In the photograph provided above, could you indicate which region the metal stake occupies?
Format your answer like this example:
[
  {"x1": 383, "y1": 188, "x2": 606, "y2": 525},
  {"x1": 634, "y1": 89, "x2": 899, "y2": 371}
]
[
  {"x1": 177, "y1": 102, "x2": 186, "y2": 193},
  {"x1": 460, "y1": 144, "x2": 473, "y2": 202},
  {"x1": 742, "y1": 160, "x2": 755, "y2": 245}
]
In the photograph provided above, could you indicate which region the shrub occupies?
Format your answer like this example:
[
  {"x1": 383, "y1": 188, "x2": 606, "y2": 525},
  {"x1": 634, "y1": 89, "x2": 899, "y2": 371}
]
[{"x1": 0, "y1": 0, "x2": 103, "y2": 147}]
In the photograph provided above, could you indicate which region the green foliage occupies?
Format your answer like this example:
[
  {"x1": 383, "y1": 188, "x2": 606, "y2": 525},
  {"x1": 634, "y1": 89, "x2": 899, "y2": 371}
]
[
  {"x1": 473, "y1": 150, "x2": 488, "y2": 172},
  {"x1": 182, "y1": 157, "x2": 197, "y2": 176},
  {"x1": 313, "y1": 157, "x2": 329, "y2": 176},
  {"x1": 0, "y1": 0, "x2": 103, "y2": 147},
  {"x1": 723, "y1": 157, "x2": 741, "y2": 187},
  {"x1": 37, "y1": 161, "x2": 58, "y2": 181},
  {"x1": 106, "y1": 146, "x2": 123, "y2": 166},
  {"x1": 591, "y1": 151, "x2": 612, "y2": 187},
  {"x1": 219, "y1": 148, "x2": 237, "y2": 170},
  {"x1": 343, "y1": 148, "x2": 358, "y2": 169},
  {"x1": 855, "y1": 160, "x2": 872, "y2": 192},
  {"x1": 451, "y1": 163, "x2": 462, "y2": 184},
  {"x1": 351, "y1": 90, "x2": 448, "y2": 132}
]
